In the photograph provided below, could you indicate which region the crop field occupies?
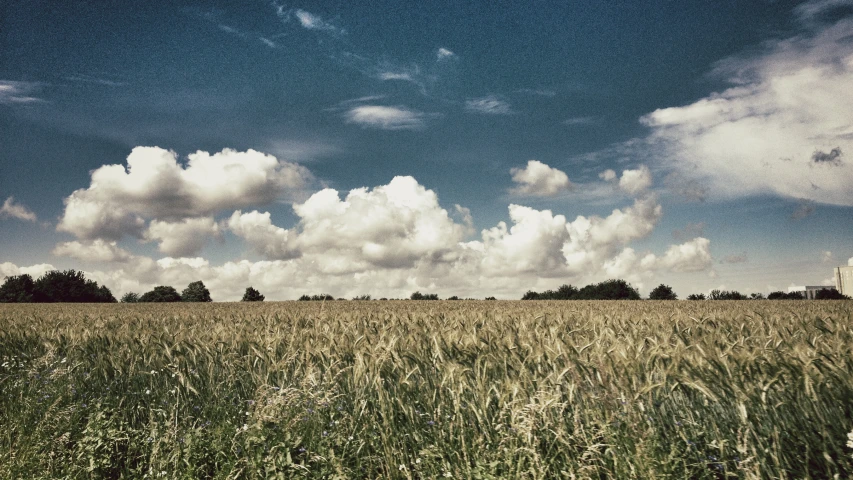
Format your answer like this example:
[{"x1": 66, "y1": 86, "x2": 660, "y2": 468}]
[{"x1": 1, "y1": 300, "x2": 852, "y2": 479}]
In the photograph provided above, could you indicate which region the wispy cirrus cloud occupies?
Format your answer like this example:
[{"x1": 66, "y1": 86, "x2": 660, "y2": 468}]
[
  {"x1": 344, "y1": 105, "x2": 433, "y2": 130},
  {"x1": 0, "y1": 81, "x2": 43, "y2": 104},
  {"x1": 292, "y1": 9, "x2": 344, "y2": 34},
  {"x1": 436, "y1": 48, "x2": 456, "y2": 61},
  {"x1": 465, "y1": 95, "x2": 513, "y2": 115},
  {"x1": 64, "y1": 74, "x2": 126, "y2": 87},
  {"x1": 1, "y1": 197, "x2": 37, "y2": 222}
]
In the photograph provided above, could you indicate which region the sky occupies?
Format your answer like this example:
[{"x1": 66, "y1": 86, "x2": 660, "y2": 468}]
[{"x1": 1, "y1": 0, "x2": 852, "y2": 300}]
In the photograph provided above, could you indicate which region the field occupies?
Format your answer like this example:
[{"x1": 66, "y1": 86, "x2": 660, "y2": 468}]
[{"x1": 1, "y1": 300, "x2": 852, "y2": 479}]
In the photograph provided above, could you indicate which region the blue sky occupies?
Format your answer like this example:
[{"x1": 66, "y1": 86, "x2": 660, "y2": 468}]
[{"x1": 1, "y1": 0, "x2": 851, "y2": 300}]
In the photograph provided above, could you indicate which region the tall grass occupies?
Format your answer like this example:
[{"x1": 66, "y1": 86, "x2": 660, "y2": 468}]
[{"x1": 1, "y1": 300, "x2": 852, "y2": 478}]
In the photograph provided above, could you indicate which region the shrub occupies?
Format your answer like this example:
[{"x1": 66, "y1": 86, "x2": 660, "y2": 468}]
[
  {"x1": 181, "y1": 281, "x2": 212, "y2": 302},
  {"x1": 686, "y1": 293, "x2": 706, "y2": 300},
  {"x1": 241, "y1": 287, "x2": 265, "y2": 302},
  {"x1": 648, "y1": 284, "x2": 677, "y2": 300},
  {"x1": 139, "y1": 286, "x2": 182, "y2": 303}
]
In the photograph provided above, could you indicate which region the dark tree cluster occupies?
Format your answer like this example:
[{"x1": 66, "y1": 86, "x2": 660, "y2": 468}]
[
  {"x1": 122, "y1": 281, "x2": 218, "y2": 303},
  {"x1": 767, "y1": 291, "x2": 805, "y2": 300},
  {"x1": 241, "y1": 287, "x2": 265, "y2": 302},
  {"x1": 299, "y1": 294, "x2": 335, "y2": 301},
  {"x1": 410, "y1": 291, "x2": 439, "y2": 300},
  {"x1": 522, "y1": 279, "x2": 641, "y2": 300},
  {"x1": 708, "y1": 289, "x2": 748, "y2": 300},
  {"x1": 0, "y1": 270, "x2": 116, "y2": 303},
  {"x1": 648, "y1": 284, "x2": 677, "y2": 300}
]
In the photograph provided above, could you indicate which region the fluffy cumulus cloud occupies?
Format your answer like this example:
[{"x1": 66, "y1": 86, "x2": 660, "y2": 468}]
[
  {"x1": 344, "y1": 105, "x2": 429, "y2": 130},
  {"x1": 145, "y1": 217, "x2": 221, "y2": 257},
  {"x1": 0, "y1": 197, "x2": 37, "y2": 222},
  {"x1": 52, "y1": 240, "x2": 133, "y2": 263},
  {"x1": 57, "y1": 147, "x2": 312, "y2": 240},
  {"x1": 618, "y1": 165, "x2": 652, "y2": 195},
  {"x1": 230, "y1": 176, "x2": 467, "y2": 272},
  {"x1": 509, "y1": 160, "x2": 572, "y2": 197},
  {"x1": 641, "y1": 15, "x2": 853, "y2": 205}
]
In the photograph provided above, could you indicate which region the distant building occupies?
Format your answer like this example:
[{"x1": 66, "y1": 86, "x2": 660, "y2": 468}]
[
  {"x1": 835, "y1": 265, "x2": 853, "y2": 297},
  {"x1": 787, "y1": 285, "x2": 836, "y2": 300}
]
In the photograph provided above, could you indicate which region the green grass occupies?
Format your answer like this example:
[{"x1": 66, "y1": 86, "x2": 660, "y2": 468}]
[{"x1": 1, "y1": 300, "x2": 852, "y2": 479}]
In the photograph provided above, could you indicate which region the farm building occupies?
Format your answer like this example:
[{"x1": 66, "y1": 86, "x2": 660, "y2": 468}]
[{"x1": 835, "y1": 265, "x2": 853, "y2": 297}]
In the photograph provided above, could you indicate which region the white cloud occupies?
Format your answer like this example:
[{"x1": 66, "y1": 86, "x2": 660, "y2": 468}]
[
  {"x1": 618, "y1": 165, "x2": 652, "y2": 196},
  {"x1": 849, "y1": 256, "x2": 853, "y2": 266},
  {"x1": 230, "y1": 176, "x2": 467, "y2": 272},
  {"x1": 294, "y1": 9, "x2": 342, "y2": 33},
  {"x1": 477, "y1": 205, "x2": 571, "y2": 276},
  {"x1": 562, "y1": 195, "x2": 663, "y2": 275},
  {"x1": 437, "y1": 48, "x2": 456, "y2": 60},
  {"x1": 465, "y1": 95, "x2": 513, "y2": 115},
  {"x1": 57, "y1": 147, "x2": 312, "y2": 240},
  {"x1": 227, "y1": 210, "x2": 299, "y2": 260},
  {"x1": 0, "y1": 80, "x2": 42, "y2": 104},
  {"x1": 563, "y1": 116, "x2": 596, "y2": 125},
  {"x1": 641, "y1": 16, "x2": 853, "y2": 205},
  {"x1": 52, "y1": 240, "x2": 133, "y2": 263},
  {"x1": 598, "y1": 169, "x2": 617, "y2": 181},
  {"x1": 795, "y1": 0, "x2": 853, "y2": 24},
  {"x1": 509, "y1": 160, "x2": 572, "y2": 197},
  {"x1": 821, "y1": 250, "x2": 833, "y2": 263},
  {"x1": 0, "y1": 197, "x2": 37, "y2": 222},
  {"x1": 146, "y1": 217, "x2": 220, "y2": 257},
  {"x1": 344, "y1": 105, "x2": 430, "y2": 130},
  {"x1": 657, "y1": 238, "x2": 713, "y2": 273},
  {"x1": 0, "y1": 262, "x2": 55, "y2": 280}
]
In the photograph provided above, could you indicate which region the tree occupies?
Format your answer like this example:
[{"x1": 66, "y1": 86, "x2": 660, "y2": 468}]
[
  {"x1": 181, "y1": 281, "x2": 212, "y2": 302},
  {"x1": 31, "y1": 269, "x2": 116, "y2": 303},
  {"x1": 767, "y1": 291, "x2": 803, "y2": 300},
  {"x1": 648, "y1": 284, "x2": 677, "y2": 300},
  {"x1": 410, "y1": 291, "x2": 438, "y2": 300},
  {"x1": 577, "y1": 279, "x2": 641, "y2": 300},
  {"x1": 0, "y1": 274, "x2": 37, "y2": 303},
  {"x1": 750, "y1": 293, "x2": 765, "y2": 300},
  {"x1": 686, "y1": 293, "x2": 706, "y2": 300},
  {"x1": 485, "y1": 296, "x2": 497, "y2": 300},
  {"x1": 708, "y1": 289, "x2": 746, "y2": 300},
  {"x1": 139, "y1": 286, "x2": 182, "y2": 303},
  {"x1": 241, "y1": 287, "x2": 265, "y2": 302},
  {"x1": 815, "y1": 288, "x2": 850, "y2": 300},
  {"x1": 121, "y1": 292, "x2": 140, "y2": 303}
]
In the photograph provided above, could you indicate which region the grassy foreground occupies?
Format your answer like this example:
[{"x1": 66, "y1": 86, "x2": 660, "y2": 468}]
[{"x1": 1, "y1": 300, "x2": 852, "y2": 479}]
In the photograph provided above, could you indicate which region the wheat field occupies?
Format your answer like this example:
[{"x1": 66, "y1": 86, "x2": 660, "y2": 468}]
[{"x1": 1, "y1": 300, "x2": 852, "y2": 479}]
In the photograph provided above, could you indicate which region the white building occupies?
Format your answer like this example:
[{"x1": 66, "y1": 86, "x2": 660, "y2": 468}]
[
  {"x1": 787, "y1": 285, "x2": 836, "y2": 300},
  {"x1": 835, "y1": 265, "x2": 853, "y2": 297}
]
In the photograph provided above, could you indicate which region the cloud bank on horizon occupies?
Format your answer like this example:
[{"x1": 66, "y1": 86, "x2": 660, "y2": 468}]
[{"x1": 2, "y1": 147, "x2": 710, "y2": 300}]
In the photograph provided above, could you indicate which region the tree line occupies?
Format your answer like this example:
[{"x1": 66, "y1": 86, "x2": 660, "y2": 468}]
[{"x1": 1, "y1": 270, "x2": 848, "y2": 303}]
